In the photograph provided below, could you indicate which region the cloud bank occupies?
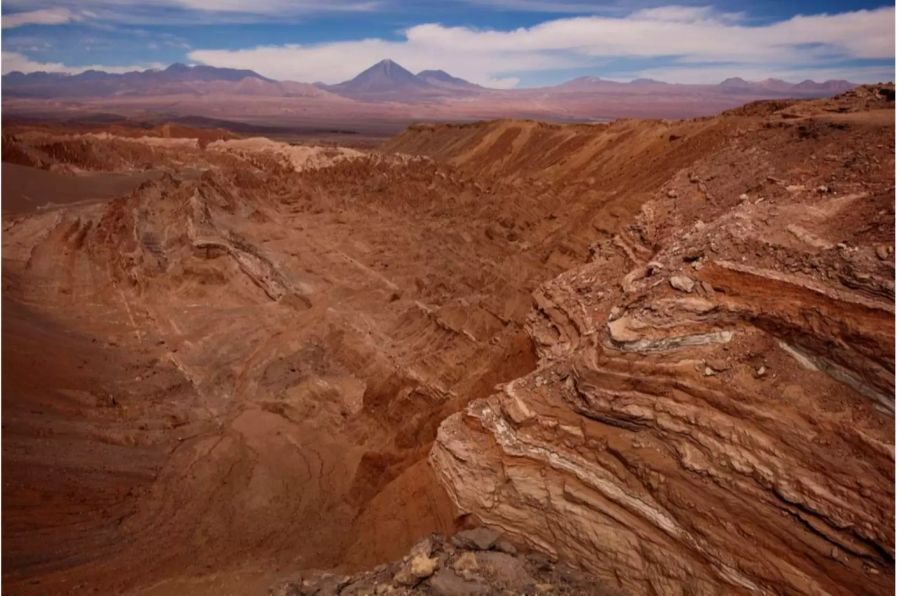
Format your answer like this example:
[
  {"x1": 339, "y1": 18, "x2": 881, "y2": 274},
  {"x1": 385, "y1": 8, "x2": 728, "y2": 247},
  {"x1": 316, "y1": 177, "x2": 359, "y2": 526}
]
[
  {"x1": 186, "y1": 5, "x2": 894, "y2": 87},
  {"x1": 2, "y1": 7, "x2": 79, "y2": 28},
  {"x1": 2, "y1": 0, "x2": 379, "y2": 26}
]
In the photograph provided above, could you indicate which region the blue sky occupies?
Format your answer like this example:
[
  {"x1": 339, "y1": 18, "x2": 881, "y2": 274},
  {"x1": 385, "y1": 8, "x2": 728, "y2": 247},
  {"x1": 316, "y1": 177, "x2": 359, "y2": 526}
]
[{"x1": 2, "y1": 1, "x2": 895, "y2": 87}]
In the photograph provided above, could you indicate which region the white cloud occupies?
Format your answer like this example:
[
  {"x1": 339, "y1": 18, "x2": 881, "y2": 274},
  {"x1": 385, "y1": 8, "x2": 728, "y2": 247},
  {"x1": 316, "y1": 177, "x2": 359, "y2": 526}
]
[
  {"x1": 1, "y1": 0, "x2": 380, "y2": 25},
  {"x1": 3, "y1": 7, "x2": 78, "y2": 28},
  {"x1": 629, "y1": 5, "x2": 743, "y2": 23},
  {"x1": 455, "y1": 0, "x2": 625, "y2": 12},
  {"x1": 1, "y1": 51, "x2": 164, "y2": 74},
  {"x1": 187, "y1": 5, "x2": 895, "y2": 87},
  {"x1": 171, "y1": 0, "x2": 380, "y2": 13}
]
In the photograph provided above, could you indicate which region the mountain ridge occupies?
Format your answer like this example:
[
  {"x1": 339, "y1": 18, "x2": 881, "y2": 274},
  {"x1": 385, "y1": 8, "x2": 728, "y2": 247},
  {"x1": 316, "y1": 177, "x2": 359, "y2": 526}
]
[
  {"x1": 3, "y1": 63, "x2": 326, "y2": 99},
  {"x1": 3, "y1": 58, "x2": 856, "y2": 99},
  {"x1": 2, "y1": 59, "x2": 861, "y2": 122}
]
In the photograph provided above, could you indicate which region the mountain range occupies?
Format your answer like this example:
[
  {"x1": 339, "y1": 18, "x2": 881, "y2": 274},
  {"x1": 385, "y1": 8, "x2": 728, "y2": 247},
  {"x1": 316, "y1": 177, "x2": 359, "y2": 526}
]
[
  {"x1": 2, "y1": 59, "x2": 859, "y2": 126},
  {"x1": 3, "y1": 62, "x2": 325, "y2": 98},
  {"x1": 4, "y1": 58, "x2": 855, "y2": 101}
]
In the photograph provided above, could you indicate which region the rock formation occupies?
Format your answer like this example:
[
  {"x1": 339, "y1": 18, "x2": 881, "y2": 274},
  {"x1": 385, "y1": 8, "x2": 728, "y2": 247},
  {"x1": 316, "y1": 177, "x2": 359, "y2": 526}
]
[
  {"x1": 429, "y1": 86, "x2": 895, "y2": 594},
  {"x1": 272, "y1": 528, "x2": 621, "y2": 595},
  {"x1": 2, "y1": 85, "x2": 894, "y2": 594}
]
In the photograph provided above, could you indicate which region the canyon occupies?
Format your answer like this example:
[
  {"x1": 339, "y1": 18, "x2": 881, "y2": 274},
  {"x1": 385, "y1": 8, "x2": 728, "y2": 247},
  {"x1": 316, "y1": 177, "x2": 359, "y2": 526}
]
[{"x1": 1, "y1": 84, "x2": 895, "y2": 595}]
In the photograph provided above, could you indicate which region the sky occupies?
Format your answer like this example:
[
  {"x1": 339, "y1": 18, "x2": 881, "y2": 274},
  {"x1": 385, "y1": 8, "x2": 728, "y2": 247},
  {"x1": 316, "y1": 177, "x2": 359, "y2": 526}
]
[{"x1": 1, "y1": 0, "x2": 895, "y2": 88}]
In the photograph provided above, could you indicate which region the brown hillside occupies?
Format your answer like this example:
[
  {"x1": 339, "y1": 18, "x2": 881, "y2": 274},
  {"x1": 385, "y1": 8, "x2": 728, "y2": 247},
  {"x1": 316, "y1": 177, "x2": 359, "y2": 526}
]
[{"x1": 2, "y1": 85, "x2": 894, "y2": 595}]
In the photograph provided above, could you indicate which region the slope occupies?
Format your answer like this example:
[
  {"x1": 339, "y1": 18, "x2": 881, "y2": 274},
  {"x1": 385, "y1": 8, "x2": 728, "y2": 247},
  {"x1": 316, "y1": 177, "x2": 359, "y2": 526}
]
[{"x1": 1, "y1": 84, "x2": 894, "y2": 596}]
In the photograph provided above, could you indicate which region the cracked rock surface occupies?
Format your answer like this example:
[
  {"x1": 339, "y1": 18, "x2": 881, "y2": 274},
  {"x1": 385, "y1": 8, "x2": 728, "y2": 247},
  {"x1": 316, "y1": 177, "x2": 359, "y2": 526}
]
[{"x1": 429, "y1": 86, "x2": 895, "y2": 595}]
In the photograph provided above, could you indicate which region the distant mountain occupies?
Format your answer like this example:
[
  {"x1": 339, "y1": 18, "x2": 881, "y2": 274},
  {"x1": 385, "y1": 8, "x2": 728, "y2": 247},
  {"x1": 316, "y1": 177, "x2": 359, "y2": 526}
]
[
  {"x1": 629, "y1": 78, "x2": 667, "y2": 85},
  {"x1": 416, "y1": 69, "x2": 482, "y2": 91},
  {"x1": 757, "y1": 78, "x2": 795, "y2": 92},
  {"x1": 1, "y1": 63, "x2": 330, "y2": 98},
  {"x1": 321, "y1": 60, "x2": 430, "y2": 97},
  {"x1": 151, "y1": 62, "x2": 270, "y2": 82},
  {"x1": 718, "y1": 77, "x2": 855, "y2": 97},
  {"x1": 320, "y1": 59, "x2": 481, "y2": 100},
  {"x1": 793, "y1": 79, "x2": 856, "y2": 94},
  {"x1": 552, "y1": 76, "x2": 622, "y2": 91},
  {"x1": 1, "y1": 59, "x2": 860, "y2": 117},
  {"x1": 718, "y1": 76, "x2": 755, "y2": 90}
]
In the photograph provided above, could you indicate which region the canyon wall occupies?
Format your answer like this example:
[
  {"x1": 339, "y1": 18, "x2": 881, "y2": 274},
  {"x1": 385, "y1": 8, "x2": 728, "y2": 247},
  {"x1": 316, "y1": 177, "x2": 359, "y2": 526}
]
[{"x1": 425, "y1": 87, "x2": 896, "y2": 594}]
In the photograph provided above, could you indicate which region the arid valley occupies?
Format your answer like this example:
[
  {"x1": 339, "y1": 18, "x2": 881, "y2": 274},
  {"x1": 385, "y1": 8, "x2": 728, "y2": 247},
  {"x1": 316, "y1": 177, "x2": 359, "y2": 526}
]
[
  {"x1": 2, "y1": 77, "x2": 895, "y2": 594},
  {"x1": 1, "y1": 2, "x2": 897, "y2": 595}
]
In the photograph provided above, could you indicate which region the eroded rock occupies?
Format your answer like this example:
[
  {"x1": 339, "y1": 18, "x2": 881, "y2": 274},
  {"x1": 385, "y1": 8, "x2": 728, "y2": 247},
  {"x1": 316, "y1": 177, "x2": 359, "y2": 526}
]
[
  {"x1": 430, "y1": 86, "x2": 895, "y2": 595},
  {"x1": 451, "y1": 527, "x2": 501, "y2": 551},
  {"x1": 272, "y1": 531, "x2": 613, "y2": 595},
  {"x1": 669, "y1": 274, "x2": 695, "y2": 293}
]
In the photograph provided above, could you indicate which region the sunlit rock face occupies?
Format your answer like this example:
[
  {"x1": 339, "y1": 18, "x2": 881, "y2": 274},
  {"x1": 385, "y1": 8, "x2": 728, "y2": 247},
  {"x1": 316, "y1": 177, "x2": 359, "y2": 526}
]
[{"x1": 431, "y1": 86, "x2": 895, "y2": 595}]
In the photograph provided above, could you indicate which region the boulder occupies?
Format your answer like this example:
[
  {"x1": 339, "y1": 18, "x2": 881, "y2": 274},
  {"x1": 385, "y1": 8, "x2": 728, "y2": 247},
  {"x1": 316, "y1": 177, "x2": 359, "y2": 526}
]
[
  {"x1": 451, "y1": 528, "x2": 501, "y2": 551},
  {"x1": 669, "y1": 275, "x2": 695, "y2": 293},
  {"x1": 428, "y1": 568, "x2": 492, "y2": 596},
  {"x1": 393, "y1": 553, "x2": 439, "y2": 586}
]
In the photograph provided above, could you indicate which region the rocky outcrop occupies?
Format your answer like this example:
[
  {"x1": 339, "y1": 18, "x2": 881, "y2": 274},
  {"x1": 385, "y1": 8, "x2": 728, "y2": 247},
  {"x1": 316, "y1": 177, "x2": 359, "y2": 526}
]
[
  {"x1": 3, "y1": 86, "x2": 893, "y2": 594},
  {"x1": 431, "y1": 87, "x2": 895, "y2": 595},
  {"x1": 271, "y1": 529, "x2": 619, "y2": 595},
  {"x1": 2, "y1": 123, "x2": 615, "y2": 593}
]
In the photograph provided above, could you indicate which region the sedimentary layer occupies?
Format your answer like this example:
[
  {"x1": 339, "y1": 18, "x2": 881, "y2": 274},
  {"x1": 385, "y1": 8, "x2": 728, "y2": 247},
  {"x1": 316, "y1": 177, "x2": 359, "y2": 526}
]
[{"x1": 429, "y1": 86, "x2": 895, "y2": 595}]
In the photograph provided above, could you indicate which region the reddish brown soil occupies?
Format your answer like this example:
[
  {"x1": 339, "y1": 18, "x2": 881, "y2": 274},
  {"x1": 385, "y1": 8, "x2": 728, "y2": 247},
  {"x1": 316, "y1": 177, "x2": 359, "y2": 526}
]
[
  {"x1": 1, "y1": 85, "x2": 894, "y2": 595},
  {"x1": 2, "y1": 163, "x2": 163, "y2": 213}
]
